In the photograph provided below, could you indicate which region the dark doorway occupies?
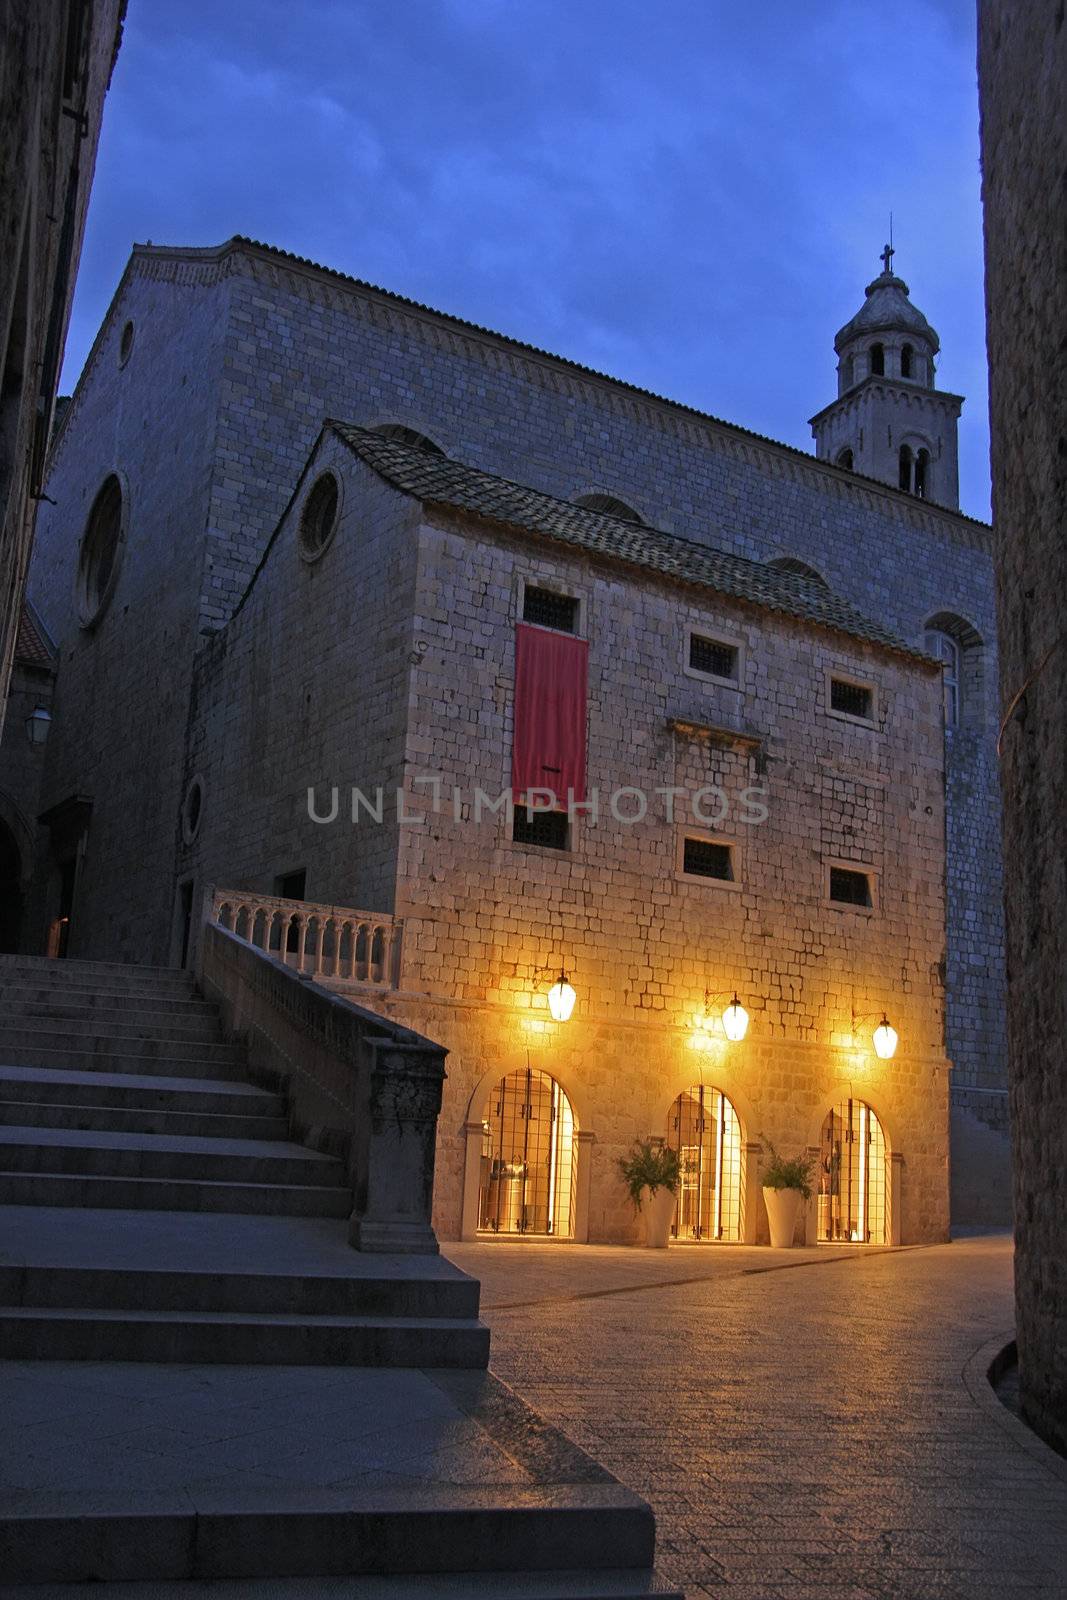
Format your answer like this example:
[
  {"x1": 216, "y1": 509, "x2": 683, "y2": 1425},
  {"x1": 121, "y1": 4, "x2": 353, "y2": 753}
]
[
  {"x1": 177, "y1": 878, "x2": 194, "y2": 968},
  {"x1": 0, "y1": 822, "x2": 24, "y2": 953},
  {"x1": 274, "y1": 868, "x2": 306, "y2": 953},
  {"x1": 48, "y1": 856, "x2": 77, "y2": 958}
]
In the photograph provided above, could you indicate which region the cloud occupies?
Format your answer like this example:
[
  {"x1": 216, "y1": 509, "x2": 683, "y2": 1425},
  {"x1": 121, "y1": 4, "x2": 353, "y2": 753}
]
[{"x1": 63, "y1": 0, "x2": 989, "y2": 517}]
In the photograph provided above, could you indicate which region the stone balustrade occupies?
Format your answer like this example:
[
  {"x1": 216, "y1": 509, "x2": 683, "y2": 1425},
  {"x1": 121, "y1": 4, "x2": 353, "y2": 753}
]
[
  {"x1": 197, "y1": 916, "x2": 446, "y2": 1253},
  {"x1": 209, "y1": 889, "x2": 402, "y2": 988}
]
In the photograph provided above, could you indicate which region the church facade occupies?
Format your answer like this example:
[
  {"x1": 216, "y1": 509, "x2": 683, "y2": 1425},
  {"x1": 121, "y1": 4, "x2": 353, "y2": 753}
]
[{"x1": 4, "y1": 236, "x2": 1005, "y2": 1240}]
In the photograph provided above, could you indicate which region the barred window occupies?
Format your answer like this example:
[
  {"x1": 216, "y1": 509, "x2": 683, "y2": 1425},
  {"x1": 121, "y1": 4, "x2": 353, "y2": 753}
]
[
  {"x1": 689, "y1": 634, "x2": 739, "y2": 681},
  {"x1": 683, "y1": 838, "x2": 734, "y2": 881},
  {"x1": 513, "y1": 808, "x2": 569, "y2": 851},
  {"x1": 523, "y1": 587, "x2": 578, "y2": 633},
  {"x1": 829, "y1": 867, "x2": 872, "y2": 907},
  {"x1": 830, "y1": 678, "x2": 874, "y2": 721}
]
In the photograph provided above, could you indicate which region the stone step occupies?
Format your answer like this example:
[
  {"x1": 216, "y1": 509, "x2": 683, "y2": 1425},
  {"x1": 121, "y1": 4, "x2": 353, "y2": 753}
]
[
  {"x1": 0, "y1": 956, "x2": 198, "y2": 994},
  {"x1": 0, "y1": 1170, "x2": 352, "y2": 1216},
  {"x1": 0, "y1": 1483, "x2": 653, "y2": 1583},
  {"x1": 0, "y1": 981, "x2": 219, "y2": 1016},
  {"x1": 0, "y1": 1041, "x2": 251, "y2": 1080},
  {"x1": 0, "y1": 1305, "x2": 490, "y2": 1367},
  {"x1": 0, "y1": 998, "x2": 224, "y2": 1041},
  {"x1": 0, "y1": 1097, "x2": 289, "y2": 1140},
  {"x1": 0, "y1": 1025, "x2": 241, "y2": 1065},
  {"x1": 0, "y1": 1126, "x2": 343, "y2": 1186},
  {"x1": 0, "y1": 1262, "x2": 480, "y2": 1319},
  {"x1": 0, "y1": 1064, "x2": 286, "y2": 1116},
  {"x1": 0, "y1": 1570, "x2": 682, "y2": 1598}
]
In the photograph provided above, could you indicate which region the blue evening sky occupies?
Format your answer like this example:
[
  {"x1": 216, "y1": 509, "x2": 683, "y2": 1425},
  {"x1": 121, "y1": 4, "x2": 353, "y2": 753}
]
[{"x1": 64, "y1": 0, "x2": 990, "y2": 519}]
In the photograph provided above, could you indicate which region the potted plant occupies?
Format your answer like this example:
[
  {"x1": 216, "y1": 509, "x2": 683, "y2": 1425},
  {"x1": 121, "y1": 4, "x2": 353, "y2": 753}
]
[
  {"x1": 617, "y1": 1140, "x2": 681, "y2": 1248},
  {"x1": 760, "y1": 1138, "x2": 816, "y2": 1248}
]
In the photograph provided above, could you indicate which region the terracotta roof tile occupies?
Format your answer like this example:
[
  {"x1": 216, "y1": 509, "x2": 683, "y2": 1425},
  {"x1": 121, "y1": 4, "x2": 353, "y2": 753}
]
[{"x1": 330, "y1": 423, "x2": 935, "y2": 666}]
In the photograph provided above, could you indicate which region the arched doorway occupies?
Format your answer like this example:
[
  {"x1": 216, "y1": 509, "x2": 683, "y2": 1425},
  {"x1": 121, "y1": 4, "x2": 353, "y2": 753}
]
[
  {"x1": 818, "y1": 1098, "x2": 888, "y2": 1244},
  {"x1": 478, "y1": 1067, "x2": 577, "y2": 1237},
  {"x1": 0, "y1": 820, "x2": 24, "y2": 953},
  {"x1": 666, "y1": 1085, "x2": 743, "y2": 1241}
]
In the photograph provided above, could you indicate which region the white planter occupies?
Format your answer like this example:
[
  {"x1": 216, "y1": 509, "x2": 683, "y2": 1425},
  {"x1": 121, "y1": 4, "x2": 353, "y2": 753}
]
[
  {"x1": 641, "y1": 1184, "x2": 676, "y2": 1248},
  {"x1": 763, "y1": 1185, "x2": 803, "y2": 1248}
]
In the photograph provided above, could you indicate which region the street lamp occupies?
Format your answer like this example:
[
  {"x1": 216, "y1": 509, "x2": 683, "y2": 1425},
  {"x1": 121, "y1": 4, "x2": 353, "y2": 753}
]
[
  {"x1": 721, "y1": 992, "x2": 750, "y2": 1042},
  {"x1": 25, "y1": 706, "x2": 51, "y2": 746},
  {"x1": 872, "y1": 1014, "x2": 899, "y2": 1060},
  {"x1": 547, "y1": 970, "x2": 576, "y2": 1022}
]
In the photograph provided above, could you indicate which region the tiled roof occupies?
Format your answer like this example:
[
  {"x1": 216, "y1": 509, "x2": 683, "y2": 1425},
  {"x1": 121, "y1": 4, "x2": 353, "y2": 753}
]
[
  {"x1": 330, "y1": 423, "x2": 935, "y2": 666},
  {"x1": 14, "y1": 602, "x2": 56, "y2": 670}
]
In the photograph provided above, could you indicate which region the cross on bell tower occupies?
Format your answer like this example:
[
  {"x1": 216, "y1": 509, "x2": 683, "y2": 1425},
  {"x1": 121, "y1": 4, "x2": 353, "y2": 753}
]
[{"x1": 807, "y1": 253, "x2": 964, "y2": 511}]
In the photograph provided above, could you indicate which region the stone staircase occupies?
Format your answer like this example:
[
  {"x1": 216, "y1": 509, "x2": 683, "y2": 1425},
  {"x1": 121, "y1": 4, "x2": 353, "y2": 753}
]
[{"x1": 0, "y1": 956, "x2": 671, "y2": 1596}]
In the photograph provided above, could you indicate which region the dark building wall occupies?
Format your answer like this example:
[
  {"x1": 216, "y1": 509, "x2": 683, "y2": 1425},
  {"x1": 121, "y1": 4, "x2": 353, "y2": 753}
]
[
  {"x1": 978, "y1": 0, "x2": 1067, "y2": 1450},
  {"x1": 0, "y1": 0, "x2": 123, "y2": 727}
]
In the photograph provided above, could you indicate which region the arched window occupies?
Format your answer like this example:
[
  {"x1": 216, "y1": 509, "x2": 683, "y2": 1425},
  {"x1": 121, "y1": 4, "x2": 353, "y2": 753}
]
[
  {"x1": 666, "y1": 1085, "x2": 743, "y2": 1241},
  {"x1": 869, "y1": 342, "x2": 885, "y2": 376},
  {"x1": 915, "y1": 448, "x2": 930, "y2": 499},
  {"x1": 901, "y1": 343, "x2": 914, "y2": 379},
  {"x1": 836, "y1": 447, "x2": 854, "y2": 471},
  {"x1": 767, "y1": 555, "x2": 830, "y2": 589},
  {"x1": 478, "y1": 1067, "x2": 576, "y2": 1236},
  {"x1": 76, "y1": 474, "x2": 125, "y2": 626},
  {"x1": 924, "y1": 612, "x2": 985, "y2": 729},
  {"x1": 371, "y1": 423, "x2": 446, "y2": 457},
  {"x1": 818, "y1": 1098, "x2": 887, "y2": 1244},
  {"x1": 843, "y1": 355, "x2": 855, "y2": 390},
  {"x1": 898, "y1": 444, "x2": 913, "y2": 493},
  {"x1": 573, "y1": 492, "x2": 645, "y2": 524},
  {"x1": 924, "y1": 629, "x2": 961, "y2": 727}
]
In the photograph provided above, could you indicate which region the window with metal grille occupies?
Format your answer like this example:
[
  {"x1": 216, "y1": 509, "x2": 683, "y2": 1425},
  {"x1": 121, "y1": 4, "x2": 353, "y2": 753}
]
[
  {"x1": 513, "y1": 808, "x2": 569, "y2": 850},
  {"x1": 829, "y1": 867, "x2": 872, "y2": 907},
  {"x1": 689, "y1": 633, "x2": 739, "y2": 681},
  {"x1": 829, "y1": 678, "x2": 873, "y2": 720},
  {"x1": 523, "y1": 586, "x2": 578, "y2": 633},
  {"x1": 683, "y1": 838, "x2": 734, "y2": 880}
]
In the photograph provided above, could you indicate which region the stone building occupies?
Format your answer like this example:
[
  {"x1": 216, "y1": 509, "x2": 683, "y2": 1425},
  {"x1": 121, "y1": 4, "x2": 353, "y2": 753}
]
[
  {"x1": 0, "y1": 603, "x2": 55, "y2": 951},
  {"x1": 180, "y1": 422, "x2": 951, "y2": 1246},
  {"x1": 6, "y1": 234, "x2": 1006, "y2": 1233},
  {"x1": 0, "y1": 0, "x2": 124, "y2": 727},
  {"x1": 979, "y1": 0, "x2": 1067, "y2": 1451}
]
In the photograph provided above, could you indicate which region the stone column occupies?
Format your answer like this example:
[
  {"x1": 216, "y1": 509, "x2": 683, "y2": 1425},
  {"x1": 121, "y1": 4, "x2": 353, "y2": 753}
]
[
  {"x1": 349, "y1": 1041, "x2": 446, "y2": 1255},
  {"x1": 742, "y1": 1140, "x2": 763, "y2": 1244},
  {"x1": 804, "y1": 1145, "x2": 821, "y2": 1246},
  {"x1": 460, "y1": 1118, "x2": 485, "y2": 1241},
  {"x1": 889, "y1": 1151, "x2": 904, "y2": 1247},
  {"x1": 573, "y1": 1129, "x2": 596, "y2": 1243}
]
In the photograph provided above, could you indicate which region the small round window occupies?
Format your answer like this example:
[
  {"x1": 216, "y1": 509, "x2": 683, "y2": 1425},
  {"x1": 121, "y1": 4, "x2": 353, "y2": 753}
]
[
  {"x1": 118, "y1": 321, "x2": 135, "y2": 367},
  {"x1": 76, "y1": 474, "x2": 125, "y2": 627},
  {"x1": 181, "y1": 776, "x2": 204, "y2": 844},
  {"x1": 299, "y1": 472, "x2": 340, "y2": 561}
]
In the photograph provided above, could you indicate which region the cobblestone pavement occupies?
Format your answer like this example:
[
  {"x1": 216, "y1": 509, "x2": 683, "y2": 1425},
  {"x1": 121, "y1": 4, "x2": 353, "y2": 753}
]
[{"x1": 446, "y1": 1234, "x2": 1067, "y2": 1599}]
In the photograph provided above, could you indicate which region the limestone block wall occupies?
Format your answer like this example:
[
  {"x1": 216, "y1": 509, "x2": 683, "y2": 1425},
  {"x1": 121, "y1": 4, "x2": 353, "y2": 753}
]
[
  {"x1": 382, "y1": 512, "x2": 950, "y2": 1243},
  {"x1": 979, "y1": 0, "x2": 1067, "y2": 1453},
  {"x1": 25, "y1": 272, "x2": 229, "y2": 961},
  {"x1": 180, "y1": 437, "x2": 422, "y2": 923},
  {"x1": 20, "y1": 240, "x2": 1003, "y2": 1109}
]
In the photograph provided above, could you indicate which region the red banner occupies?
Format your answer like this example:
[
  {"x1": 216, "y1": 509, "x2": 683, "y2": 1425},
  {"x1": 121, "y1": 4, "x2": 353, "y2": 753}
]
[{"x1": 511, "y1": 623, "x2": 588, "y2": 805}]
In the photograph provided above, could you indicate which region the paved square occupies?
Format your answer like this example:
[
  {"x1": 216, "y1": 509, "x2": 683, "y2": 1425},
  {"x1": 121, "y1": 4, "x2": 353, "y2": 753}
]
[{"x1": 446, "y1": 1234, "x2": 1067, "y2": 1598}]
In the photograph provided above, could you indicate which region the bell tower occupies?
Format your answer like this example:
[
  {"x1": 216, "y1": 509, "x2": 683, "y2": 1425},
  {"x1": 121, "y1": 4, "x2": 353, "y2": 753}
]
[{"x1": 810, "y1": 246, "x2": 963, "y2": 511}]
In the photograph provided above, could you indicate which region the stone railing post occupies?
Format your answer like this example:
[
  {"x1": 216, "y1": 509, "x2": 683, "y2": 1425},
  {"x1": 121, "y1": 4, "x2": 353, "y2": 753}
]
[{"x1": 349, "y1": 1039, "x2": 447, "y2": 1255}]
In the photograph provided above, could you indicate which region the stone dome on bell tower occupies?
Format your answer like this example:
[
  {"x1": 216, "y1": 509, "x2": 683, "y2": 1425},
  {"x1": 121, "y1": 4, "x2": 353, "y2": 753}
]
[{"x1": 809, "y1": 244, "x2": 964, "y2": 510}]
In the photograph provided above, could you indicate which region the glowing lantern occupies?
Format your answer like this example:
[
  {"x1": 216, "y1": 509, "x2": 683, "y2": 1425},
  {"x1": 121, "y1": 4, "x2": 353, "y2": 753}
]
[
  {"x1": 873, "y1": 1014, "x2": 898, "y2": 1060},
  {"x1": 547, "y1": 971, "x2": 577, "y2": 1022},
  {"x1": 721, "y1": 993, "x2": 749, "y2": 1042}
]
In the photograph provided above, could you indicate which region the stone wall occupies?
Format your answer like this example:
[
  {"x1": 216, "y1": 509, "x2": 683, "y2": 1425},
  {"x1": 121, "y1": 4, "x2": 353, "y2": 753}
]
[
  {"x1": 0, "y1": 0, "x2": 123, "y2": 726},
  {"x1": 22, "y1": 236, "x2": 1003, "y2": 1107},
  {"x1": 185, "y1": 439, "x2": 951, "y2": 1244},
  {"x1": 978, "y1": 0, "x2": 1067, "y2": 1452}
]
